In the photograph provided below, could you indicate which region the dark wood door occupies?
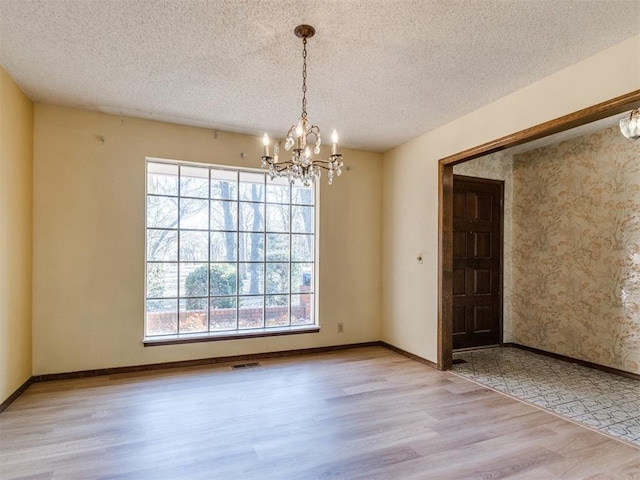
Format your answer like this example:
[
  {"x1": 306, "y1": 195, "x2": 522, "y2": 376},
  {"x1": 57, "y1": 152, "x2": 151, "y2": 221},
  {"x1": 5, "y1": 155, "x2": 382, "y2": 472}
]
[{"x1": 452, "y1": 175, "x2": 503, "y2": 350}]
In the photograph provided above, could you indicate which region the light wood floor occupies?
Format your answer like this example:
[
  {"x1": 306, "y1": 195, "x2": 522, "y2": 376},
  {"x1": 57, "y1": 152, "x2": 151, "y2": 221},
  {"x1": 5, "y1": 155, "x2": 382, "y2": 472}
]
[{"x1": 1, "y1": 347, "x2": 638, "y2": 479}]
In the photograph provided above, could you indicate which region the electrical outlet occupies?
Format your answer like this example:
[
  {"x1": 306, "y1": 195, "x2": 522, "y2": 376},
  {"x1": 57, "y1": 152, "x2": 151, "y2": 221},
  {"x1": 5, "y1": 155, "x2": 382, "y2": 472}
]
[{"x1": 337, "y1": 322, "x2": 344, "y2": 333}]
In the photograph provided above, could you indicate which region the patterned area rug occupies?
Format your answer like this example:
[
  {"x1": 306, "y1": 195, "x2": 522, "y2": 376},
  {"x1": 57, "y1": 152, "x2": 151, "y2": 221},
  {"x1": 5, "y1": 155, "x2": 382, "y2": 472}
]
[{"x1": 452, "y1": 347, "x2": 640, "y2": 446}]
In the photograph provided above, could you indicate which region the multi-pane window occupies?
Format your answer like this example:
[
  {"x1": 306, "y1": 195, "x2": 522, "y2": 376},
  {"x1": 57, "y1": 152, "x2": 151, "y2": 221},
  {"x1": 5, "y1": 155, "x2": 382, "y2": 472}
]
[{"x1": 145, "y1": 160, "x2": 316, "y2": 337}]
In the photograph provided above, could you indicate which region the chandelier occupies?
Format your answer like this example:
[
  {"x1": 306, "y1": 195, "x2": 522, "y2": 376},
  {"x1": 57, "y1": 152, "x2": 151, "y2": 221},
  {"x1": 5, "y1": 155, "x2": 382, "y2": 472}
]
[
  {"x1": 261, "y1": 25, "x2": 343, "y2": 186},
  {"x1": 620, "y1": 108, "x2": 640, "y2": 140}
]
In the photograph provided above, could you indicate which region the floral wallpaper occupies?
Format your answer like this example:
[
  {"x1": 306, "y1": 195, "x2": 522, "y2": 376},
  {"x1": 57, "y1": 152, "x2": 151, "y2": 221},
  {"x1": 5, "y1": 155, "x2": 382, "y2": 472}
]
[
  {"x1": 454, "y1": 152, "x2": 514, "y2": 341},
  {"x1": 512, "y1": 125, "x2": 640, "y2": 375}
]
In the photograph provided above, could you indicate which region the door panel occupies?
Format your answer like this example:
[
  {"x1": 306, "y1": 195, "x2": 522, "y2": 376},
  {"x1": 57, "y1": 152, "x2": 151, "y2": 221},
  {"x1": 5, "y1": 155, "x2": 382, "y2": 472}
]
[
  {"x1": 452, "y1": 175, "x2": 503, "y2": 350},
  {"x1": 474, "y1": 270, "x2": 490, "y2": 294},
  {"x1": 473, "y1": 306, "x2": 491, "y2": 332},
  {"x1": 474, "y1": 232, "x2": 492, "y2": 258},
  {"x1": 453, "y1": 230, "x2": 467, "y2": 257}
]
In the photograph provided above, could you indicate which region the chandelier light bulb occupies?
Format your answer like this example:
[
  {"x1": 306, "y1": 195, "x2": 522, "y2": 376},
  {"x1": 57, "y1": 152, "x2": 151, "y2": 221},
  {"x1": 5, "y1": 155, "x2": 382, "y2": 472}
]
[
  {"x1": 262, "y1": 133, "x2": 270, "y2": 157},
  {"x1": 332, "y1": 129, "x2": 339, "y2": 144}
]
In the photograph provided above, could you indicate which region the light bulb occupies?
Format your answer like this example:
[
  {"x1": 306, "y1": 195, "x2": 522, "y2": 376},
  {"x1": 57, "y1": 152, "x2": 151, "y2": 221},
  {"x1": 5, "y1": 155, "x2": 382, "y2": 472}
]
[
  {"x1": 262, "y1": 133, "x2": 270, "y2": 157},
  {"x1": 331, "y1": 129, "x2": 339, "y2": 155}
]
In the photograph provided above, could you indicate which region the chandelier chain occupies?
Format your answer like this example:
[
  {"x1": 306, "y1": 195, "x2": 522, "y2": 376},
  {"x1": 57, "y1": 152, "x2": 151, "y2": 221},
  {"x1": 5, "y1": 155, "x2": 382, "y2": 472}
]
[{"x1": 301, "y1": 37, "x2": 307, "y2": 118}]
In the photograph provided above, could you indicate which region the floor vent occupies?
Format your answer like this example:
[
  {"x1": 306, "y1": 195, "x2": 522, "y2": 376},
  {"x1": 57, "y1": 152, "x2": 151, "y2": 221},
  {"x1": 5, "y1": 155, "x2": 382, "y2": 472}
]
[
  {"x1": 452, "y1": 358, "x2": 467, "y2": 365},
  {"x1": 231, "y1": 362, "x2": 261, "y2": 370}
]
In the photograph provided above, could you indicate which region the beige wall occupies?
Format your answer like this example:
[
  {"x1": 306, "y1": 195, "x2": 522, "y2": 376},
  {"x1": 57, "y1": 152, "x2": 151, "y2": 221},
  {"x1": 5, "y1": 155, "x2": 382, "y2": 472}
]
[
  {"x1": 382, "y1": 35, "x2": 640, "y2": 363},
  {"x1": 0, "y1": 67, "x2": 33, "y2": 402},
  {"x1": 512, "y1": 125, "x2": 640, "y2": 374},
  {"x1": 32, "y1": 105, "x2": 382, "y2": 375}
]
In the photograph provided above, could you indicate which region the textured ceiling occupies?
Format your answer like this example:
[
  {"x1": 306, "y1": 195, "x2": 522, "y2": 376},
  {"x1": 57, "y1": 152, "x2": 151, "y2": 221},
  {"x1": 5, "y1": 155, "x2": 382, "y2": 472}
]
[{"x1": 0, "y1": 1, "x2": 639, "y2": 152}]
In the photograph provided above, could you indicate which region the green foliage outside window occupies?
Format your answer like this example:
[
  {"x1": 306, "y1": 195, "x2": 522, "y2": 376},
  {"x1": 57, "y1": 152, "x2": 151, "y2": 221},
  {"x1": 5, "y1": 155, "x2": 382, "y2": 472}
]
[{"x1": 185, "y1": 264, "x2": 241, "y2": 308}]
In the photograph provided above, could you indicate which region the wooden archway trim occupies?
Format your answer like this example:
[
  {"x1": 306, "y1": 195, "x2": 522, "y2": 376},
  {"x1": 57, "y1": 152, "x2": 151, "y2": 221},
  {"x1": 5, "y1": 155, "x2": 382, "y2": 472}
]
[{"x1": 437, "y1": 89, "x2": 640, "y2": 370}]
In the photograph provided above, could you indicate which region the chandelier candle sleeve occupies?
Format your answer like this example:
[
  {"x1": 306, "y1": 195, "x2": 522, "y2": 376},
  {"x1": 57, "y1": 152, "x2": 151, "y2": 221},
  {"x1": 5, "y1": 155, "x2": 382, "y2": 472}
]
[
  {"x1": 262, "y1": 133, "x2": 270, "y2": 157},
  {"x1": 296, "y1": 124, "x2": 303, "y2": 149},
  {"x1": 259, "y1": 24, "x2": 344, "y2": 186}
]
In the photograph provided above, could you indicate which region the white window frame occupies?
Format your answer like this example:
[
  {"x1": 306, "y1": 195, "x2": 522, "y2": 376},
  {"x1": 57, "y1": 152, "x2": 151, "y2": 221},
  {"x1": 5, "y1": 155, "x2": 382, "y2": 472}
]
[{"x1": 143, "y1": 157, "x2": 320, "y2": 345}]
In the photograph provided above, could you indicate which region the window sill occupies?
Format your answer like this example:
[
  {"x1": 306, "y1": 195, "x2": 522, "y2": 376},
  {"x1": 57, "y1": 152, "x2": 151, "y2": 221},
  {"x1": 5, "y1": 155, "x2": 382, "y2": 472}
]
[{"x1": 143, "y1": 325, "x2": 320, "y2": 347}]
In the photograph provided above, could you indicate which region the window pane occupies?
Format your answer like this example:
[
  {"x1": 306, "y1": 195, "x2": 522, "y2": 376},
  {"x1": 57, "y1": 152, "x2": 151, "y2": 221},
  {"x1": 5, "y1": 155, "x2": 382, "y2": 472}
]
[
  {"x1": 148, "y1": 162, "x2": 178, "y2": 196},
  {"x1": 180, "y1": 231, "x2": 209, "y2": 262},
  {"x1": 239, "y1": 233, "x2": 264, "y2": 262},
  {"x1": 291, "y1": 263, "x2": 314, "y2": 293},
  {"x1": 292, "y1": 186, "x2": 313, "y2": 205},
  {"x1": 211, "y1": 231, "x2": 237, "y2": 262},
  {"x1": 266, "y1": 295, "x2": 289, "y2": 327},
  {"x1": 180, "y1": 198, "x2": 209, "y2": 230},
  {"x1": 266, "y1": 204, "x2": 289, "y2": 232},
  {"x1": 210, "y1": 263, "x2": 237, "y2": 296},
  {"x1": 210, "y1": 297, "x2": 237, "y2": 330},
  {"x1": 291, "y1": 294, "x2": 313, "y2": 325},
  {"x1": 180, "y1": 263, "x2": 208, "y2": 297},
  {"x1": 211, "y1": 200, "x2": 237, "y2": 231},
  {"x1": 147, "y1": 196, "x2": 178, "y2": 228},
  {"x1": 239, "y1": 172, "x2": 265, "y2": 202},
  {"x1": 147, "y1": 229, "x2": 177, "y2": 261},
  {"x1": 292, "y1": 234, "x2": 313, "y2": 262},
  {"x1": 266, "y1": 233, "x2": 289, "y2": 261},
  {"x1": 266, "y1": 263, "x2": 289, "y2": 294},
  {"x1": 147, "y1": 263, "x2": 177, "y2": 298},
  {"x1": 239, "y1": 202, "x2": 264, "y2": 231},
  {"x1": 180, "y1": 166, "x2": 209, "y2": 198},
  {"x1": 239, "y1": 263, "x2": 264, "y2": 295},
  {"x1": 239, "y1": 296, "x2": 264, "y2": 329},
  {"x1": 146, "y1": 299, "x2": 178, "y2": 335},
  {"x1": 266, "y1": 177, "x2": 290, "y2": 204},
  {"x1": 179, "y1": 298, "x2": 208, "y2": 333},
  {"x1": 292, "y1": 206, "x2": 314, "y2": 233},
  {"x1": 211, "y1": 169, "x2": 238, "y2": 200}
]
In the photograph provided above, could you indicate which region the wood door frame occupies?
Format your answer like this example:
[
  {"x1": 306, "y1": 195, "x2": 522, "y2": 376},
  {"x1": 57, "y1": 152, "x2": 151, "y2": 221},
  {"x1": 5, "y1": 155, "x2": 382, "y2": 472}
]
[
  {"x1": 452, "y1": 174, "x2": 504, "y2": 349},
  {"x1": 437, "y1": 90, "x2": 640, "y2": 371}
]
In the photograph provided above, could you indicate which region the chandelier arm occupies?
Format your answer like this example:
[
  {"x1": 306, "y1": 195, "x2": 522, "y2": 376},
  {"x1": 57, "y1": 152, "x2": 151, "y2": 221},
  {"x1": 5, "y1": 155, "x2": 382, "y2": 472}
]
[
  {"x1": 306, "y1": 124, "x2": 321, "y2": 144},
  {"x1": 261, "y1": 158, "x2": 294, "y2": 174},
  {"x1": 262, "y1": 155, "x2": 342, "y2": 171}
]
